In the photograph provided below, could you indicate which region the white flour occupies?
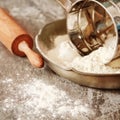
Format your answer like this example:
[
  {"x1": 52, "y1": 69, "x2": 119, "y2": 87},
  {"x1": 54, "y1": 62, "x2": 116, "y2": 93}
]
[
  {"x1": 47, "y1": 35, "x2": 120, "y2": 73},
  {"x1": 1, "y1": 78, "x2": 94, "y2": 120}
]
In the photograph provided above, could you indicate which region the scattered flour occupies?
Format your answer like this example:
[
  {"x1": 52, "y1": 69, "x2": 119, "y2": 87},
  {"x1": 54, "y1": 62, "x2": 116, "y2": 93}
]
[
  {"x1": 47, "y1": 35, "x2": 120, "y2": 73},
  {"x1": 1, "y1": 78, "x2": 94, "y2": 120}
]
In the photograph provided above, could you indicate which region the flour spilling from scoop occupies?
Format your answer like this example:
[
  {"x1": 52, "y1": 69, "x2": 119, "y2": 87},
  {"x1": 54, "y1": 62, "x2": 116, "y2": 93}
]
[{"x1": 47, "y1": 35, "x2": 120, "y2": 73}]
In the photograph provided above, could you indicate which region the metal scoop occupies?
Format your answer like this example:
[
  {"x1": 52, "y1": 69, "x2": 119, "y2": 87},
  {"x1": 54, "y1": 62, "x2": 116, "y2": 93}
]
[{"x1": 56, "y1": 0, "x2": 120, "y2": 62}]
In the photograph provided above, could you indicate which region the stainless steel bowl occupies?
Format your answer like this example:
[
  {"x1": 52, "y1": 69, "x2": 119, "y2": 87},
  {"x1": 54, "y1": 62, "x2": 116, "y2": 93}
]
[{"x1": 35, "y1": 19, "x2": 120, "y2": 89}]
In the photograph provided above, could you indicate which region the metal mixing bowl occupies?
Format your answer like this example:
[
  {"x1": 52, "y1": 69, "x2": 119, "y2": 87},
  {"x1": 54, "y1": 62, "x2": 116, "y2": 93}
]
[{"x1": 35, "y1": 19, "x2": 120, "y2": 89}]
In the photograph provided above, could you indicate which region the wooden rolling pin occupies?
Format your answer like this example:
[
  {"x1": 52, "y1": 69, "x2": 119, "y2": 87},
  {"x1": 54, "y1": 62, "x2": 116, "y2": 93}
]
[{"x1": 0, "y1": 8, "x2": 44, "y2": 68}]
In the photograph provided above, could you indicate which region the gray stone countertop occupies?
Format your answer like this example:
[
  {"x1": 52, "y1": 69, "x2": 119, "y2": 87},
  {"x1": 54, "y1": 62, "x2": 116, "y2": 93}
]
[{"x1": 0, "y1": 0, "x2": 120, "y2": 120}]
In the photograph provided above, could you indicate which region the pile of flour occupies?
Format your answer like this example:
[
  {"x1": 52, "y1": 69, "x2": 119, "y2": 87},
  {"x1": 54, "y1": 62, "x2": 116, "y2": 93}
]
[{"x1": 47, "y1": 35, "x2": 120, "y2": 73}]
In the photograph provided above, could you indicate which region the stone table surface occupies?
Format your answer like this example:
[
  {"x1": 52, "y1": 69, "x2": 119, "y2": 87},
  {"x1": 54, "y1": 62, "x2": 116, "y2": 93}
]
[{"x1": 0, "y1": 0, "x2": 120, "y2": 120}]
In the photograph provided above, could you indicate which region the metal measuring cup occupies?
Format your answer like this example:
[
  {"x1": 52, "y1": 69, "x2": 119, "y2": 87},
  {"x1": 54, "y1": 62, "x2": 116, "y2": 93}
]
[{"x1": 56, "y1": 0, "x2": 120, "y2": 64}]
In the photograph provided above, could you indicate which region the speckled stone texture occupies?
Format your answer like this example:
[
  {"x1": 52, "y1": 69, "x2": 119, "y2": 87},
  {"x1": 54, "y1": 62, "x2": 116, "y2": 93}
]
[{"x1": 0, "y1": 0, "x2": 120, "y2": 120}]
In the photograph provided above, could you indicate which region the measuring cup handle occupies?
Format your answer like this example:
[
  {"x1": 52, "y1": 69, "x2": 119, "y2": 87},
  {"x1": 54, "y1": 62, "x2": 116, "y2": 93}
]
[{"x1": 56, "y1": 0, "x2": 72, "y2": 12}]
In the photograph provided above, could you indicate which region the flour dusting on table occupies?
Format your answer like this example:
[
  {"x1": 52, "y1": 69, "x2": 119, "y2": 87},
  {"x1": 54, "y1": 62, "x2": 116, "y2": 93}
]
[{"x1": 1, "y1": 78, "x2": 94, "y2": 120}]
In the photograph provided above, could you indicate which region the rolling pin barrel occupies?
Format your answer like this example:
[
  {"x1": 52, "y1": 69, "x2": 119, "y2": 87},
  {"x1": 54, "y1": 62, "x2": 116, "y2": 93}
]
[{"x1": 0, "y1": 8, "x2": 44, "y2": 68}]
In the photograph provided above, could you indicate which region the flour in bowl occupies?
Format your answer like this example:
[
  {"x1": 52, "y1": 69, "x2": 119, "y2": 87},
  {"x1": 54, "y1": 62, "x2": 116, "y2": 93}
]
[{"x1": 47, "y1": 35, "x2": 120, "y2": 73}]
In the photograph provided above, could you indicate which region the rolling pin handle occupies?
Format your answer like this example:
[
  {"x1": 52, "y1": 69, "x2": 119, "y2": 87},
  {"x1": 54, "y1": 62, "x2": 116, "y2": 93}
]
[{"x1": 18, "y1": 41, "x2": 44, "y2": 68}]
